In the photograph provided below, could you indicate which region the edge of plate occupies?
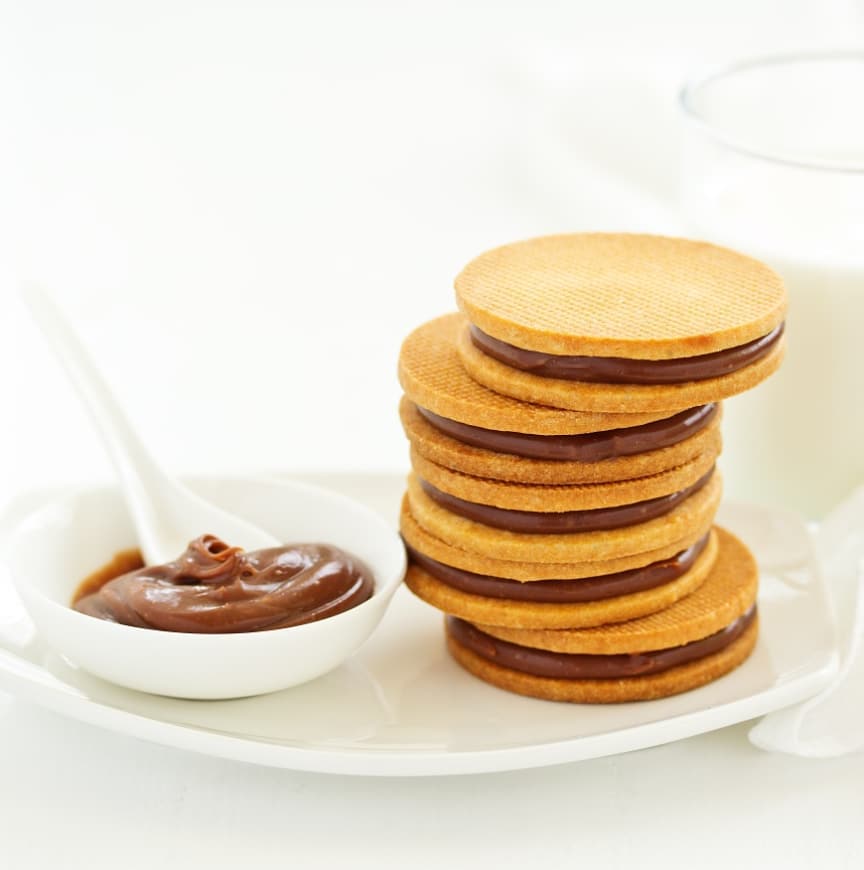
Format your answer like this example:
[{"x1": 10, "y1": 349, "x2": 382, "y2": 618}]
[{"x1": 0, "y1": 642, "x2": 839, "y2": 776}]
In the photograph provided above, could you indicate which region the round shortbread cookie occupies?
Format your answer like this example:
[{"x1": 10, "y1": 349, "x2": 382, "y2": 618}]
[
  {"x1": 404, "y1": 529, "x2": 718, "y2": 629},
  {"x1": 446, "y1": 616, "x2": 758, "y2": 703},
  {"x1": 398, "y1": 314, "x2": 671, "y2": 434},
  {"x1": 478, "y1": 526, "x2": 756, "y2": 653},
  {"x1": 458, "y1": 322, "x2": 786, "y2": 413},
  {"x1": 410, "y1": 446, "x2": 718, "y2": 512},
  {"x1": 454, "y1": 233, "x2": 786, "y2": 359},
  {"x1": 401, "y1": 396, "x2": 724, "y2": 485},
  {"x1": 400, "y1": 496, "x2": 713, "y2": 580},
  {"x1": 405, "y1": 471, "x2": 722, "y2": 564}
]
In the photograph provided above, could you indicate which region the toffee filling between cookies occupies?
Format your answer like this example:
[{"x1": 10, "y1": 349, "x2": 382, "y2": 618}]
[
  {"x1": 419, "y1": 468, "x2": 714, "y2": 534},
  {"x1": 470, "y1": 323, "x2": 784, "y2": 385},
  {"x1": 406, "y1": 535, "x2": 709, "y2": 602},
  {"x1": 416, "y1": 402, "x2": 718, "y2": 462},
  {"x1": 447, "y1": 606, "x2": 757, "y2": 679}
]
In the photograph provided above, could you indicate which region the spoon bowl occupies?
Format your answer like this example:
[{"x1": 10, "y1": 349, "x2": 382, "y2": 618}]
[{"x1": 6, "y1": 475, "x2": 406, "y2": 699}]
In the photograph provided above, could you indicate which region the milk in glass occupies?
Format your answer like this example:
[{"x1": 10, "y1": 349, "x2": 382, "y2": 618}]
[{"x1": 681, "y1": 55, "x2": 864, "y2": 516}]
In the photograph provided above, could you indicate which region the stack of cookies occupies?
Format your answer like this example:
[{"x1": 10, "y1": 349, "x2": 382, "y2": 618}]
[{"x1": 398, "y1": 234, "x2": 786, "y2": 702}]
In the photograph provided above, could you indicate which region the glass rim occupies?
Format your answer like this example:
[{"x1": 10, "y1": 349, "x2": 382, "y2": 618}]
[{"x1": 679, "y1": 50, "x2": 864, "y2": 174}]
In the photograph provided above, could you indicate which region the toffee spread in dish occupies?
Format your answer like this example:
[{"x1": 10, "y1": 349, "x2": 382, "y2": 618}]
[{"x1": 73, "y1": 535, "x2": 374, "y2": 633}]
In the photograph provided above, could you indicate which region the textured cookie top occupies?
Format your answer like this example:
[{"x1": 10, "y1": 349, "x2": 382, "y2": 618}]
[{"x1": 455, "y1": 234, "x2": 787, "y2": 359}]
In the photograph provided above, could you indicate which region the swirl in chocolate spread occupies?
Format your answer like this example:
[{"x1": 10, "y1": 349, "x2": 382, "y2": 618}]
[
  {"x1": 419, "y1": 468, "x2": 715, "y2": 534},
  {"x1": 417, "y1": 403, "x2": 718, "y2": 462},
  {"x1": 448, "y1": 606, "x2": 757, "y2": 679},
  {"x1": 470, "y1": 323, "x2": 784, "y2": 385},
  {"x1": 406, "y1": 535, "x2": 709, "y2": 603},
  {"x1": 73, "y1": 535, "x2": 374, "y2": 633}
]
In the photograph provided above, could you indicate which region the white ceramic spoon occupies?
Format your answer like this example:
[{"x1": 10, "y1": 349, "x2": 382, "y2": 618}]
[{"x1": 20, "y1": 284, "x2": 280, "y2": 564}]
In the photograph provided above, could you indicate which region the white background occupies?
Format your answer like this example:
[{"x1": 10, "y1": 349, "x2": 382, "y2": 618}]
[{"x1": 0, "y1": 1, "x2": 863, "y2": 867}]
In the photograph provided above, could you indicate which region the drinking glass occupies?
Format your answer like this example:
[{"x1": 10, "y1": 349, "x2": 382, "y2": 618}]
[{"x1": 680, "y1": 52, "x2": 864, "y2": 517}]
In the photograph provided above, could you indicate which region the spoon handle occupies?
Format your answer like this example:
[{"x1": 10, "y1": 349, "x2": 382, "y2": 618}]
[
  {"x1": 20, "y1": 285, "x2": 166, "y2": 510},
  {"x1": 20, "y1": 284, "x2": 280, "y2": 563}
]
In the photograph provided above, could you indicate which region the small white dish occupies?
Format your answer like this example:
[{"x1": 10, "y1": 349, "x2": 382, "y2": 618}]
[
  {"x1": 0, "y1": 473, "x2": 839, "y2": 776},
  {"x1": 4, "y1": 476, "x2": 406, "y2": 699}
]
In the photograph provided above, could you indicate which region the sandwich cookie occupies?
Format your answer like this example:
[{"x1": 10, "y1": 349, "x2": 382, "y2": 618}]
[
  {"x1": 399, "y1": 314, "x2": 724, "y2": 484},
  {"x1": 454, "y1": 234, "x2": 786, "y2": 413},
  {"x1": 410, "y1": 446, "x2": 719, "y2": 512},
  {"x1": 400, "y1": 497, "x2": 714, "y2": 581},
  {"x1": 405, "y1": 469, "x2": 722, "y2": 563},
  {"x1": 398, "y1": 313, "x2": 668, "y2": 433},
  {"x1": 446, "y1": 526, "x2": 758, "y2": 702},
  {"x1": 404, "y1": 529, "x2": 718, "y2": 629}
]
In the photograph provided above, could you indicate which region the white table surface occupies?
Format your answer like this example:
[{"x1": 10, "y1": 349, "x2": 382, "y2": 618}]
[
  {"x1": 1, "y1": 1, "x2": 863, "y2": 866},
  {"x1": 0, "y1": 700, "x2": 861, "y2": 869}
]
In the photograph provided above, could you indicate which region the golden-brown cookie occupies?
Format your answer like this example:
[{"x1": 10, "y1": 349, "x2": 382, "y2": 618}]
[
  {"x1": 401, "y1": 396, "x2": 724, "y2": 485},
  {"x1": 410, "y1": 446, "x2": 718, "y2": 512},
  {"x1": 446, "y1": 615, "x2": 757, "y2": 703},
  {"x1": 457, "y1": 324, "x2": 785, "y2": 413},
  {"x1": 405, "y1": 470, "x2": 722, "y2": 563},
  {"x1": 404, "y1": 529, "x2": 718, "y2": 629},
  {"x1": 477, "y1": 526, "x2": 756, "y2": 653},
  {"x1": 400, "y1": 496, "x2": 712, "y2": 580},
  {"x1": 443, "y1": 526, "x2": 759, "y2": 702},
  {"x1": 398, "y1": 314, "x2": 671, "y2": 434},
  {"x1": 455, "y1": 233, "x2": 786, "y2": 358}
]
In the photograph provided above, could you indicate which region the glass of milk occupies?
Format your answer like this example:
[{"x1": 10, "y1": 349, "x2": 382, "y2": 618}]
[{"x1": 680, "y1": 52, "x2": 864, "y2": 518}]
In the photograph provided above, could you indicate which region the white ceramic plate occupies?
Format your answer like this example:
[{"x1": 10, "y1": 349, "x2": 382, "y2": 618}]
[{"x1": 0, "y1": 473, "x2": 838, "y2": 776}]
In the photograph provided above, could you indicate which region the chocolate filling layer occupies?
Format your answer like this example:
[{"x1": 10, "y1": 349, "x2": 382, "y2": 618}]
[
  {"x1": 417, "y1": 403, "x2": 718, "y2": 462},
  {"x1": 470, "y1": 323, "x2": 784, "y2": 385},
  {"x1": 419, "y1": 468, "x2": 714, "y2": 534},
  {"x1": 407, "y1": 535, "x2": 708, "y2": 602},
  {"x1": 448, "y1": 606, "x2": 757, "y2": 679}
]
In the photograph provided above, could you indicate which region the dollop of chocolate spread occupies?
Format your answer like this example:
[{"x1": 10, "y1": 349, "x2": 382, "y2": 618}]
[
  {"x1": 417, "y1": 403, "x2": 718, "y2": 462},
  {"x1": 448, "y1": 606, "x2": 756, "y2": 679},
  {"x1": 73, "y1": 535, "x2": 374, "y2": 633},
  {"x1": 419, "y1": 468, "x2": 714, "y2": 534},
  {"x1": 407, "y1": 535, "x2": 708, "y2": 603},
  {"x1": 470, "y1": 324, "x2": 784, "y2": 384}
]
